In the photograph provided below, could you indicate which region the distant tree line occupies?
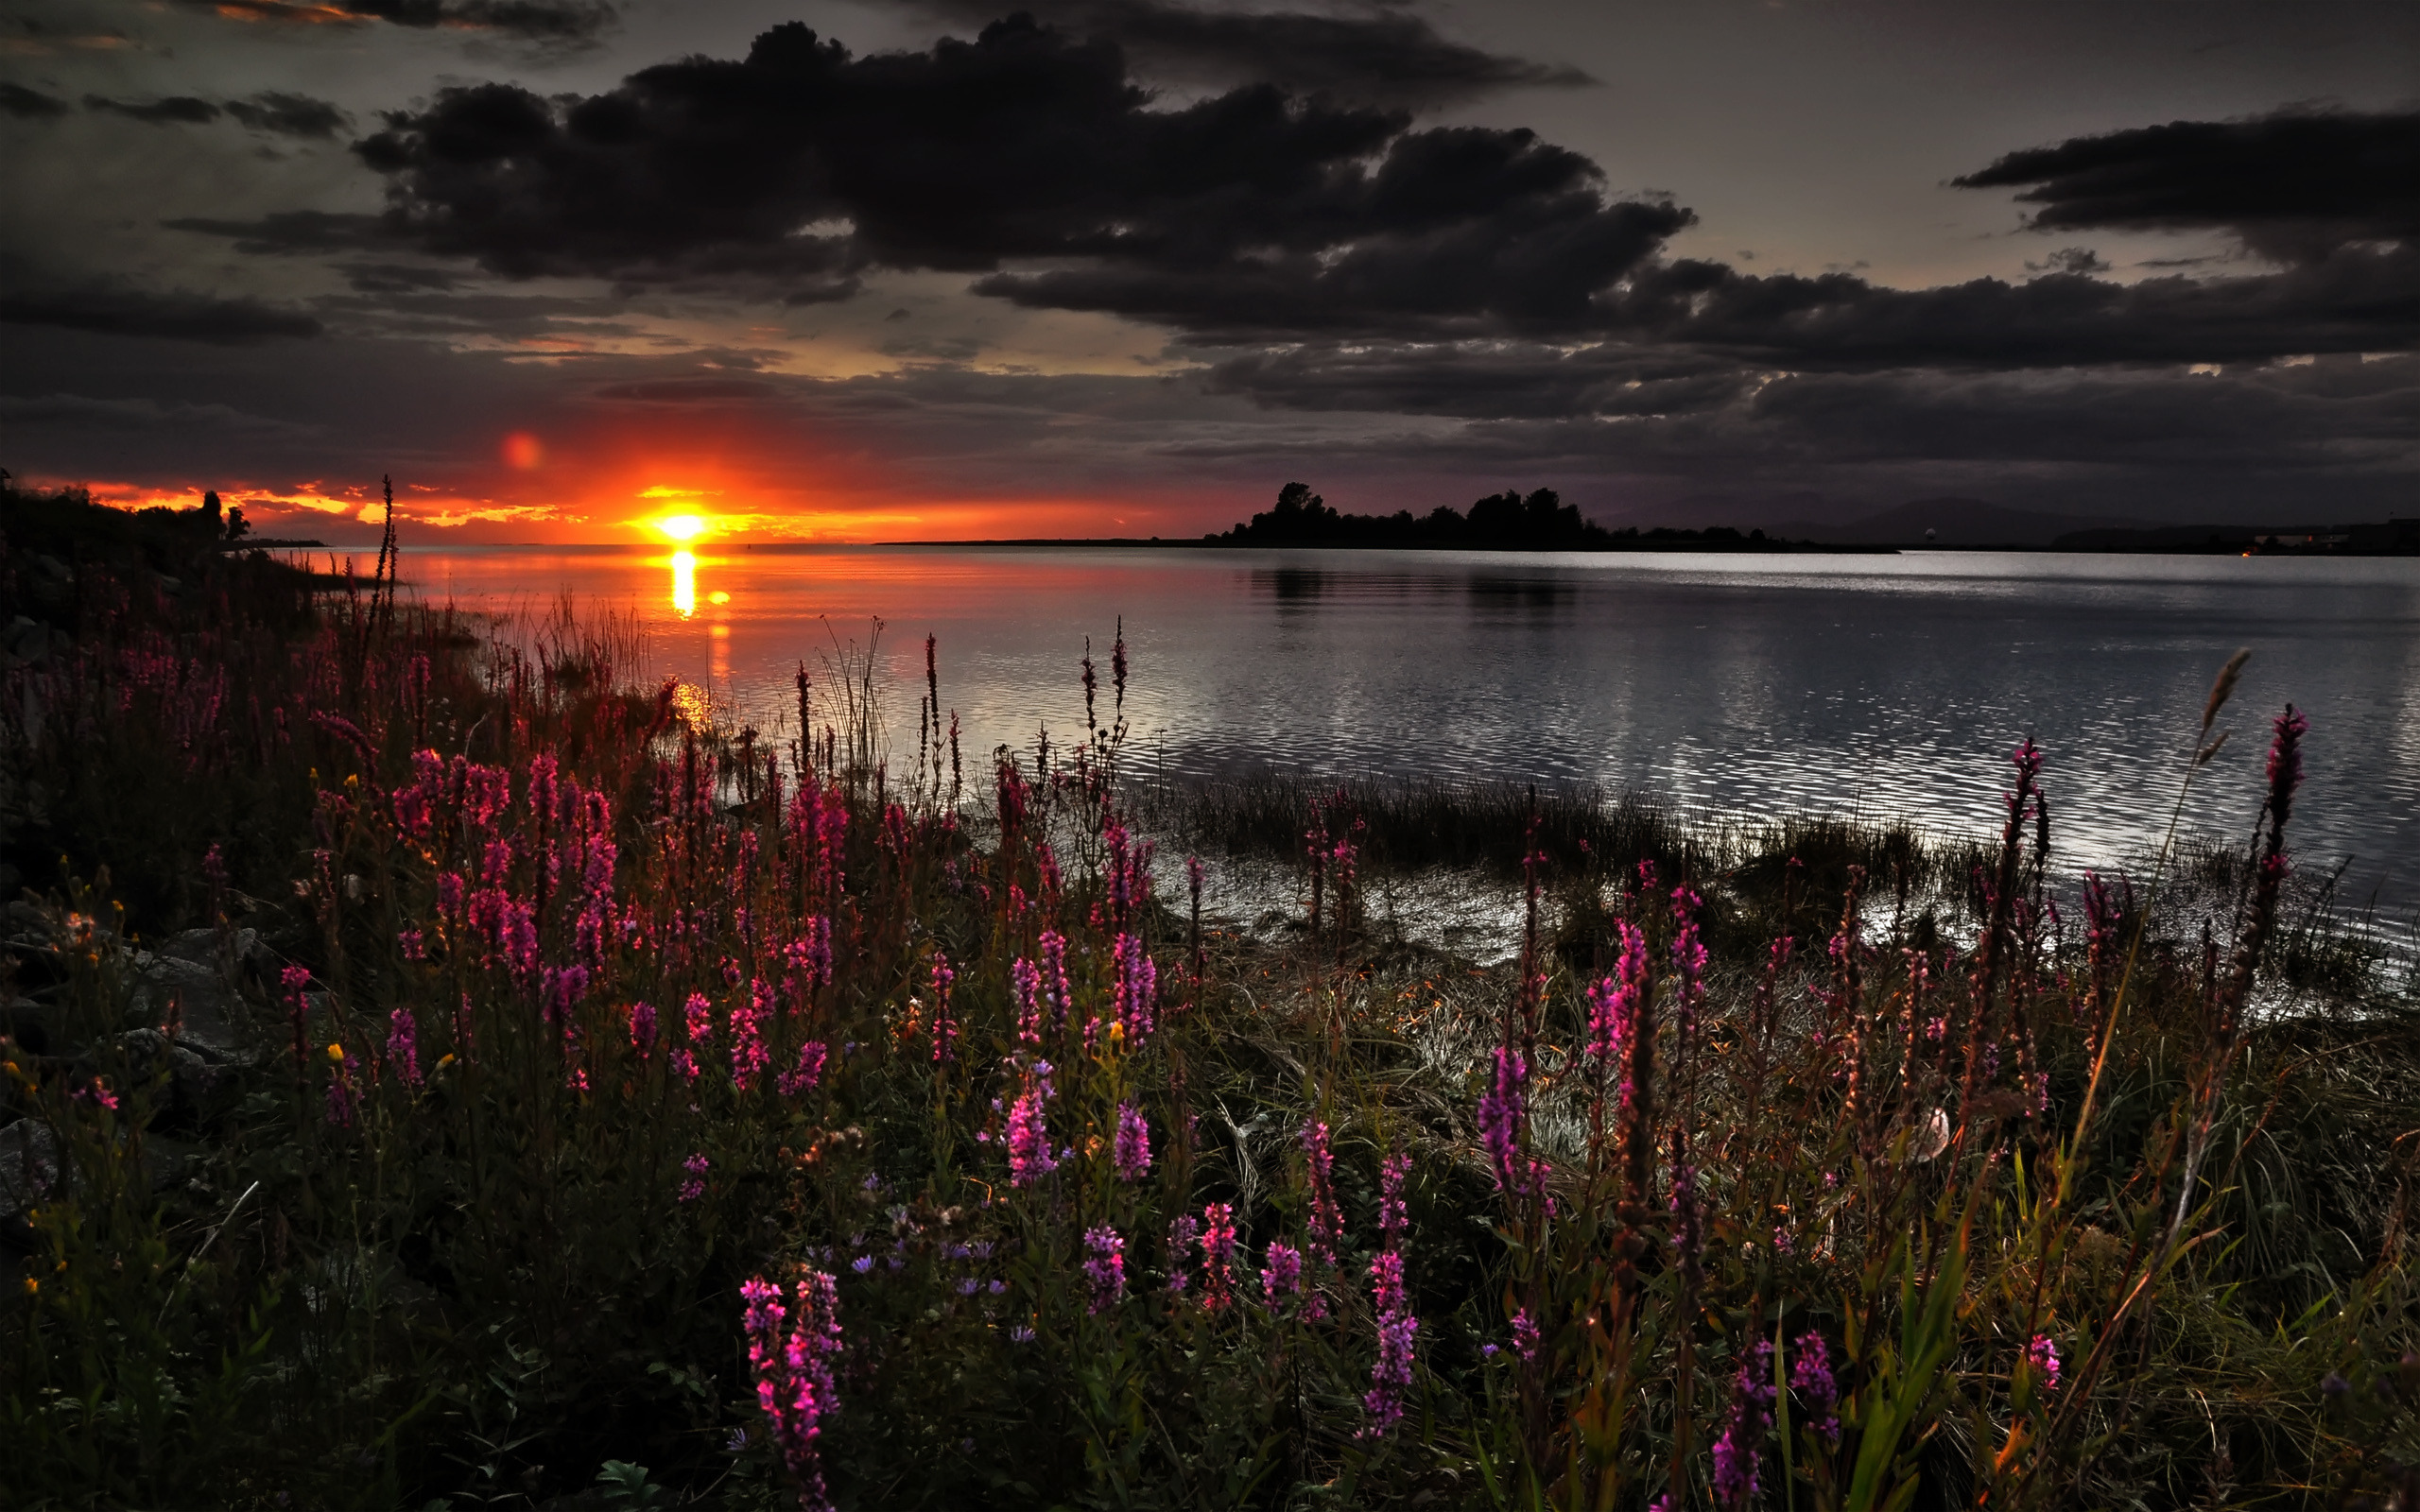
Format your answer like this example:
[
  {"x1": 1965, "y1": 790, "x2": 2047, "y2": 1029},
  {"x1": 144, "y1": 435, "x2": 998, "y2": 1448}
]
[{"x1": 1209, "y1": 482, "x2": 1787, "y2": 551}]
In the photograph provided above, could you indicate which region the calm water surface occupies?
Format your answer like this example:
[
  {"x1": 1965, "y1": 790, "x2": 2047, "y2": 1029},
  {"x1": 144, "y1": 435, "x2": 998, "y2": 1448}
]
[{"x1": 404, "y1": 544, "x2": 2420, "y2": 911}]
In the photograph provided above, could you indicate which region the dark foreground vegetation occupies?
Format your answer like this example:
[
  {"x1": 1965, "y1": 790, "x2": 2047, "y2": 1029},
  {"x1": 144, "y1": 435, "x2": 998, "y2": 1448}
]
[{"x1": 2, "y1": 488, "x2": 2417, "y2": 1509}]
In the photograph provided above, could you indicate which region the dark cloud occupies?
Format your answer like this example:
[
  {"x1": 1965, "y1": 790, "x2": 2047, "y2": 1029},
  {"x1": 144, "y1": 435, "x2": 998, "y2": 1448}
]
[
  {"x1": 0, "y1": 392, "x2": 317, "y2": 438},
  {"x1": 226, "y1": 91, "x2": 351, "y2": 138},
  {"x1": 2023, "y1": 247, "x2": 2110, "y2": 276},
  {"x1": 1950, "y1": 106, "x2": 2420, "y2": 264},
  {"x1": 591, "y1": 377, "x2": 780, "y2": 402},
  {"x1": 164, "y1": 210, "x2": 390, "y2": 254},
  {"x1": 0, "y1": 82, "x2": 70, "y2": 119},
  {"x1": 85, "y1": 93, "x2": 223, "y2": 125},
  {"x1": 83, "y1": 90, "x2": 351, "y2": 135},
  {"x1": 1614, "y1": 244, "x2": 2420, "y2": 369},
  {"x1": 350, "y1": 18, "x2": 1684, "y2": 331},
  {"x1": 902, "y1": 0, "x2": 1592, "y2": 107},
  {"x1": 0, "y1": 286, "x2": 322, "y2": 344},
  {"x1": 183, "y1": 0, "x2": 614, "y2": 46}
]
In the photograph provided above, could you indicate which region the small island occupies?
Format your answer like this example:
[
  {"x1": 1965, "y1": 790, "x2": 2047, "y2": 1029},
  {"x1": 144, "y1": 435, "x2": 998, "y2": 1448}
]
[{"x1": 1207, "y1": 482, "x2": 1838, "y2": 551}]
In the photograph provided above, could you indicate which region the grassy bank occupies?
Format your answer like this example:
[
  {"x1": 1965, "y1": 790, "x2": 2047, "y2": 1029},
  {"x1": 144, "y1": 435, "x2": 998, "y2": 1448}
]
[{"x1": 1, "y1": 502, "x2": 2415, "y2": 1509}]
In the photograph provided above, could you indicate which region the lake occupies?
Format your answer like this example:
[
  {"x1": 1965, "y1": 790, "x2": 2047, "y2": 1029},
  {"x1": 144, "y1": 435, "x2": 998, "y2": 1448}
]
[{"x1": 398, "y1": 543, "x2": 2420, "y2": 916}]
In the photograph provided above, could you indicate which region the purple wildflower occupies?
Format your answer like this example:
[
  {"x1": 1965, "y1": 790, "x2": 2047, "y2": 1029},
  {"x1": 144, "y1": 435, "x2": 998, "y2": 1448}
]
[
  {"x1": 1586, "y1": 920, "x2": 1648, "y2": 1076},
  {"x1": 1303, "y1": 1120, "x2": 1340, "y2": 1266},
  {"x1": 1038, "y1": 930, "x2": 1072, "y2": 1036},
  {"x1": 1361, "y1": 1252, "x2": 1417, "y2": 1438},
  {"x1": 679, "y1": 1151, "x2": 708, "y2": 1203},
  {"x1": 1478, "y1": 1051, "x2": 1551, "y2": 1201},
  {"x1": 778, "y1": 1040, "x2": 828, "y2": 1098},
  {"x1": 1261, "y1": 1242, "x2": 1303, "y2": 1301},
  {"x1": 628, "y1": 1000, "x2": 658, "y2": 1059},
  {"x1": 1511, "y1": 1308, "x2": 1539, "y2": 1363},
  {"x1": 2026, "y1": 1333, "x2": 2062, "y2": 1393},
  {"x1": 730, "y1": 979, "x2": 771, "y2": 1091},
  {"x1": 930, "y1": 952, "x2": 958, "y2": 1064},
  {"x1": 388, "y1": 1005, "x2": 421, "y2": 1089},
  {"x1": 1011, "y1": 956, "x2": 1044, "y2": 1046},
  {"x1": 1166, "y1": 1213, "x2": 1200, "y2": 1294},
  {"x1": 1006, "y1": 1062, "x2": 1058, "y2": 1187},
  {"x1": 324, "y1": 1044, "x2": 360, "y2": 1127},
  {"x1": 1711, "y1": 1340, "x2": 1775, "y2": 1508},
  {"x1": 1199, "y1": 1203, "x2": 1237, "y2": 1311},
  {"x1": 1081, "y1": 1226, "x2": 1126, "y2": 1314},
  {"x1": 742, "y1": 1270, "x2": 844, "y2": 1511},
  {"x1": 1113, "y1": 1102, "x2": 1151, "y2": 1182},
  {"x1": 1790, "y1": 1332, "x2": 1841, "y2": 1445}
]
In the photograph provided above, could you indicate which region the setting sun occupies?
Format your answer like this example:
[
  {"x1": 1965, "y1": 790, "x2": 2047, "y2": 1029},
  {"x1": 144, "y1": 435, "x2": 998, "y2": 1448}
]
[{"x1": 655, "y1": 513, "x2": 708, "y2": 542}]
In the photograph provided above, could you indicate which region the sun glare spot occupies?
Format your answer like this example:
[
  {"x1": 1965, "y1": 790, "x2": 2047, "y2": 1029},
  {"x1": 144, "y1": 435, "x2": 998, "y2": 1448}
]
[
  {"x1": 502, "y1": 432, "x2": 545, "y2": 470},
  {"x1": 656, "y1": 514, "x2": 708, "y2": 542}
]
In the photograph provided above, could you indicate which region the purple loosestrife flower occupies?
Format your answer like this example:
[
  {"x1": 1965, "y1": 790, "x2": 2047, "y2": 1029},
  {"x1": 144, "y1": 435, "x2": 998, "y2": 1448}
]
[
  {"x1": 1478, "y1": 1048, "x2": 1544, "y2": 1197},
  {"x1": 1511, "y1": 1308, "x2": 1539, "y2": 1363},
  {"x1": 542, "y1": 965, "x2": 590, "y2": 1029},
  {"x1": 730, "y1": 979, "x2": 772, "y2": 1091},
  {"x1": 1199, "y1": 1203, "x2": 1238, "y2": 1311},
  {"x1": 742, "y1": 1270, "x2": 844, "y2": 1512},
  {"x1": 398, "y1": 926, "x2": 426, "y2": 961},
  {"x1": 1039, "y1": 930, "x2": 1072, "y2": 1037},
  {"x1": 684, "y1": 992, "x2": 715, "y2": 1049},
  {"x1": 1360, "y1": 1153, "x2": 1418, "y2": 1437},
  {"x1": 1361, "y1": 1253, "x2": 1418, "y2": 1438},
  {"x1": 324, "y1": 1043, "x2": 361, "y2": 1127},
  {"x1": 1111, "y1": 932, "x2": 1157, "y2": 1040},
  {"x1": 1113, "y1": 1102, "x2": 1151, "y2": 1182},
  {"x1": 1261, "y1": 1242, "x2": 1302, "y2": 1301},
  {"x1": 504, "y1": 902, "x2": 540, "y2": 981},
  {"x1": 1081, "y1": 1227, "x2": 1126, "y2": 1314},
  {"x1": 1711, "y1": 1340, "x2": 1776, "y2": 1508},
  {"x1": 628, "y1": 1000, "x2": 658, "y2": 1059},
  {"x1": 1378, "y1": 1152, "x2": 1410, "y2": 1245},
  {"x1": 1790, "y1": 1332, "x2": 1841, "y2": 1446},
  {"x1": 679, "y1": 1152, "x2": 709, "y2": 1202},
  {"x1": 1585, "y1": 920, "x2": 1648, "y2": 1076},
  {"x1": 1011, "y1": 957, "x2": 1045, "y2": 1046},
  {"x1": 779, "y1": 1040, "x2": 828, "y2": 1098},
  {"x1": 671, "y1": 1048, "x2": 700, "y2": 1085},
  {"x1": 1303, "y1": 1121, "x2": 1340, "y2": 1266},
  {"x1": 2027, "y1": 1333, "x2": 2062, "y2": 1393},
  {"x1": 1006, "y1": 1061, "x2": 1058, "y2": 1187},
  {"x1": 930, "y1": 953, "x2": 958, "y2": 1064},
  {"x1": 282, "y1": 964, "x2": 312, "y2": 1073},
  {"x1": 1166, "y1": 1214, "x2": 1200, "y2": 1294},
  {"x1": 387, "y1": 1006, "x2": 421, "y2": 1089}
]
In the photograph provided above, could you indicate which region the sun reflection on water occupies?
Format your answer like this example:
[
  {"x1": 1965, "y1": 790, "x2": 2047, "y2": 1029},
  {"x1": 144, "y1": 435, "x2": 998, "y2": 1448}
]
[{"x1": 670, "y1": 550, "x2": 696, "y2": 617}]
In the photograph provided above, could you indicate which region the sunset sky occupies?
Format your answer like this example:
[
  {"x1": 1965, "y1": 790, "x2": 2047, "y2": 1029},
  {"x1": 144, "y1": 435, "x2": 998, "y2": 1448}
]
[{"x1": 1, "y1": 0, "x2": 2413, "y2": 543}]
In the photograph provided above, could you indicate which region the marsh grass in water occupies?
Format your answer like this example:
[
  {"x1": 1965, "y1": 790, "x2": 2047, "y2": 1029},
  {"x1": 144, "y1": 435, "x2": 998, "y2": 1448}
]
[{"x1": 0, "y1": 506, "x2": 2416, "y2": 1509}]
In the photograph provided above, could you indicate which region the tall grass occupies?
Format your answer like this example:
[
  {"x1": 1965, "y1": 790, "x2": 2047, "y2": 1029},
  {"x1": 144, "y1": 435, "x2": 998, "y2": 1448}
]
[{"x1": 0, "y1": 539, "x2": 2414, "y2": 1509}]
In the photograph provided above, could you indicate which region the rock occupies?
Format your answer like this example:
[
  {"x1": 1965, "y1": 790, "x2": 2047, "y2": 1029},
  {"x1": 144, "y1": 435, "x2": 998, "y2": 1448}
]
[
  {"x1": 0, "y1": 1117, "x2": 61, "y2": 1217},
  {"x1": 114, "y1": 1028, "x2": 244, "y2": 1125},
  {"x1": 0, "y1": 1116, "x2": 200, "y2": 1222},
  {"x1": 0, "y1": 996, "x2": 60, "y2": 1056},
  {"x1": 129, "y1": 949, "x2": 267, "y2": 1068}
]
